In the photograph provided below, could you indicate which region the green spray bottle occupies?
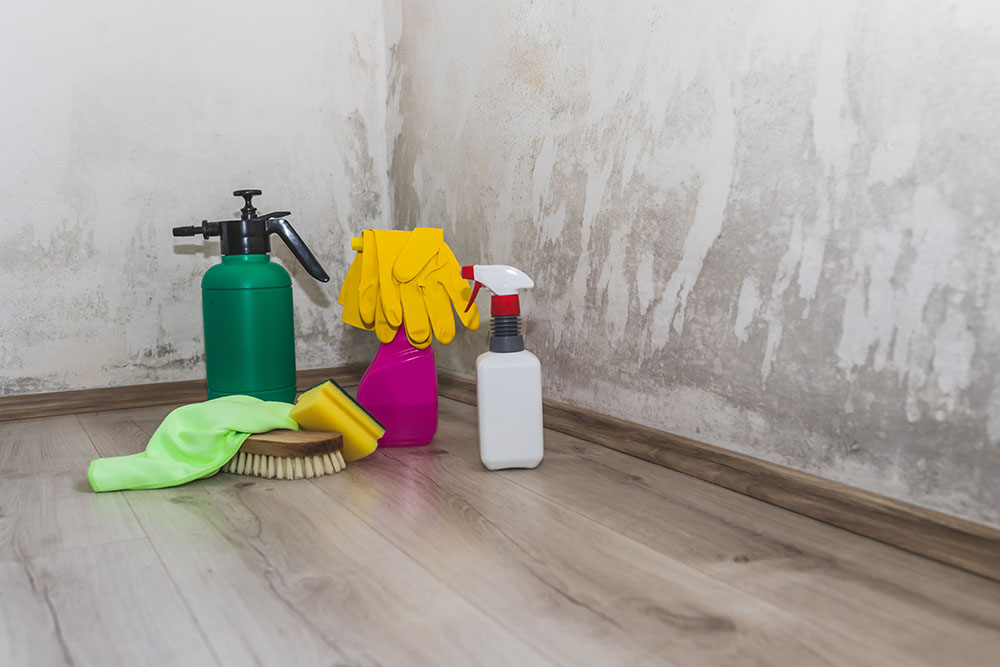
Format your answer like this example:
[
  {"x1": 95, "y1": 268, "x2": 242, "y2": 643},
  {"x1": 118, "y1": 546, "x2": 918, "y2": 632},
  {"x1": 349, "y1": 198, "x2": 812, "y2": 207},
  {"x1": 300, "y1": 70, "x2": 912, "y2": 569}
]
[{"x1": 172, "y1": 189, "x2": 329, "y2": 403}]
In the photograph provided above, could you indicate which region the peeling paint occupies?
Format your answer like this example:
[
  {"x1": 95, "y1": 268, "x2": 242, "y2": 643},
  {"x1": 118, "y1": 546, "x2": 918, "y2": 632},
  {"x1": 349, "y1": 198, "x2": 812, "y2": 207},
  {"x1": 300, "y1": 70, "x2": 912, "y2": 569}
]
[
  {"x1": 931, "y1": 302, "x2": 975, "y2": 412},
  {"x1": 652, "y1": 68, "x2": 736, "y2": 344},
  {"x1": 760, "y1": 216, "x2": 804, "y2": 384},
  {"x1": 734, "y1": 277, "x2": 761, "y2": 343},
  {"x1": 868, "y1": 122, "x2": 922, "y2": 185}
]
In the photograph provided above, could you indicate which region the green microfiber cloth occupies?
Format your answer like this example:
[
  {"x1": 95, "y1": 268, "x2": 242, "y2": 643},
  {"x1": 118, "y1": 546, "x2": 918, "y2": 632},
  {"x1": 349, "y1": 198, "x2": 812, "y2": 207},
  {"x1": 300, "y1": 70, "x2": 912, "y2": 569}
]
[{"x1": 88, "y1": 395, "x2": 299, "y2": 492}]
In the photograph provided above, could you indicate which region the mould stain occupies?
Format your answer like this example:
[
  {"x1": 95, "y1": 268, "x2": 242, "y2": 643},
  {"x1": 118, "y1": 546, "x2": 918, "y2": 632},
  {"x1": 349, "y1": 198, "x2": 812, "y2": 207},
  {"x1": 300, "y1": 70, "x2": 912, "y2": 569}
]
[
  {"x1": 2, "y1": 2, "x2": 389, "y2": 397},
  {"x1": 388, "y1": 0, "x2": 1000, "y2": 528}
]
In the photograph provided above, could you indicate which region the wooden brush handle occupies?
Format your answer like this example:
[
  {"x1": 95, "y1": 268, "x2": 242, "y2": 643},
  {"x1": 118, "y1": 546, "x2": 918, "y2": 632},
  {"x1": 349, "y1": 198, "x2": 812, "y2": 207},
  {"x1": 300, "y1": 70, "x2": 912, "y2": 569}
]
[{"x1": 240, "y1": 430, "x2": 343, "y2": 457}]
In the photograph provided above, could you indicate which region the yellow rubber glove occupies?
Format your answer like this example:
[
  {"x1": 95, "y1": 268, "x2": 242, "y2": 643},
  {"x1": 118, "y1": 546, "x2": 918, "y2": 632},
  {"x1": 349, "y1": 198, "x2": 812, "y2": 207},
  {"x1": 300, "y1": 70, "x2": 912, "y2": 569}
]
[
  {"x1": 400, "y1": 280, "x2": 432, "y2": 347},
  {"x1": 372, "y1": 230, "x2": 410, "y2": 329},
  {"x1": 337, "y1": 253, "x2": 366, "y2": 329},
  {"x1": 393, "y1": 228, "x2": 444, "y2": 348},
  {"x1": 400, "y1": 254, "x2": 447, "y2": 348},
  {"x1": 347, "y1": 229, "x2": 406, "y2": 338},
  {"x1": 373, "y1": 291, "x2": 397, "y2": 344},
  {"x1": 416, "y1": 243, "x2": 480, "y2": 346},
  {"x1": 393, "y1": 228, "x2": 443, "y2": 283},
  {"x1": 357, "y1": 229, "x2": 381, "y2": 328},
  {"x1": 338, "y1": 228, "x2": 478, "y2": 347}
]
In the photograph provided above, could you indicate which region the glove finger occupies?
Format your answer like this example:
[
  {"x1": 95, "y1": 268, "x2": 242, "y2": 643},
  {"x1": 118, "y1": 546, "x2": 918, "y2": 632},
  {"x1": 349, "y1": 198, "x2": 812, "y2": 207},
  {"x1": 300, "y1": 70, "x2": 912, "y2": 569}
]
[
  {"x1": 338, "y1": 254, "x2": 368, "y2": 329},
  {"x1": 425, "y1": 283, "x2": 456, "y2": 345},
  {"x1": 375, "y1": 230, "x2": 408, "y2": 328},
  {"x1": 337, "y1": 253, "x2": 361, "y2": 306},
  {"x1": 455, "y1": 295, "x2": 481, "y2": 331},
  {"x1": 380, "y1": 280, "x2": 402, "y2": 330},
  {"x1": 393, "y1": 227, "x2": 443, "y2": 283},
  {"x1": 424, "y1": 243, "x2": 480, "y2": 331},
  {"x1": 408, "y1": 333, "x2": 431, "y2": 350},
  {"x1": 400, "y1": 282, "x2": 432, "y2": 347},
  {"x1": 358, "y1": 230, "x2": 380, "y2": 327},
  {"x1": 373, "y1": 292, "x2": 397, "y2": 344}
]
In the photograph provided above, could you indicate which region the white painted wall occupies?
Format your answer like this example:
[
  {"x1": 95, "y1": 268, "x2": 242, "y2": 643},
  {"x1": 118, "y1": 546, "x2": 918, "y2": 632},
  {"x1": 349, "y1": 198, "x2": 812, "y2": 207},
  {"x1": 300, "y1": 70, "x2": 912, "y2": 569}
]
[{"x1": 0, "y1": 0, "x2": 387, "y2": 393}]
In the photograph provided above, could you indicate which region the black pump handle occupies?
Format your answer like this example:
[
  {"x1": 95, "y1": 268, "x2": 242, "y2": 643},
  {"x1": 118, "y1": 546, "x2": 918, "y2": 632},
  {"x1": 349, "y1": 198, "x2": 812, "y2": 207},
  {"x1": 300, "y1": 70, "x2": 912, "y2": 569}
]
[
  {"x1": 266, "y1": 218, "x2": 330, "y2": 283},
  {"x1": 234, "y1": 189, "x2": 263, "y2": 215},
  {"x1": 253, "y1": 211, "x2": 291, "y2": 222}
]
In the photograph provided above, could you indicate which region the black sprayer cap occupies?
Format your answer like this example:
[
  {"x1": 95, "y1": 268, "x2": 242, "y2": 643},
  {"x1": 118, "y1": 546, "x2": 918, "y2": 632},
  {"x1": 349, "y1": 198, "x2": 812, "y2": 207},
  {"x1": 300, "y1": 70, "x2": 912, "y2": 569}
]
[{"x1": 172, "y1": 190, "x2": 330, "y2": 282}]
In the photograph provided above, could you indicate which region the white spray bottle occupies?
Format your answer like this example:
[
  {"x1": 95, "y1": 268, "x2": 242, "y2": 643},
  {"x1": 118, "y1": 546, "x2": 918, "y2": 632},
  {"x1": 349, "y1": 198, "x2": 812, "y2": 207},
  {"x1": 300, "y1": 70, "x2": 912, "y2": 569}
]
[{"x1": 461, "y1": 265, "x2": 544, "y2": 470}]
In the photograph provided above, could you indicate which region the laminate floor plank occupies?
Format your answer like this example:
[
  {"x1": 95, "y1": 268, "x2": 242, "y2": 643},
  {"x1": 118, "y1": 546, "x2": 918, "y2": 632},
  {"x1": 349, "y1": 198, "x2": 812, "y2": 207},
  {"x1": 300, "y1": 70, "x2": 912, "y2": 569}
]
[
  {"x1": 17, "y1": 539, "x2": 219, "y2": 666},
  {"x1": 430, "y1": 399, "x2": 1000, "y2": 664},
  {"x1": 0, "y1": 414, "x2": 144, "y2": 561},
  {"x1": 0, "y1": 413, "x2": 102, "y2": 473},
  {"x1": 0, "y1": 558, "x2": 71, "y2": 666},
  {"x1": 78, "y1": 410, "x2": 548, "y2": 667},
  {"x1": 313, "y1": 439, "x2": 889, "y2": 664}
]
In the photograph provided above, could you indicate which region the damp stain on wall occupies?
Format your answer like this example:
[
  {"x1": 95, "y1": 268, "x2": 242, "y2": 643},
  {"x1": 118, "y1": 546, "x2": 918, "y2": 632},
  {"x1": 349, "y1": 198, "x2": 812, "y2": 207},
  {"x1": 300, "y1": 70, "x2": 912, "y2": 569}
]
[
  {"x1": 0, "y1": 0, "x2": 390, "y2": 396},
  {"x1": 385, "y1": 0, "x2": 1000, "y2": 527}
]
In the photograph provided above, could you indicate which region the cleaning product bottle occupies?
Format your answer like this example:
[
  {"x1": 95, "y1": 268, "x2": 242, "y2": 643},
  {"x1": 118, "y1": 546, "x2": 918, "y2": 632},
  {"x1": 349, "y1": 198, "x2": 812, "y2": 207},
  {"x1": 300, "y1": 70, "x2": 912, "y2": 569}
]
[
  {"x1": 356, "y1": 326, "x2": 438, "y2": 447},
  {"x1": 343, "y1": 232, "x2": 442, "y2": 447},
  {"x1": 172, "y1": 189, "x2": 329, "y2": 404},
  {"x1": 461, "y1": 265, "x2": 543, "y2": 470}
]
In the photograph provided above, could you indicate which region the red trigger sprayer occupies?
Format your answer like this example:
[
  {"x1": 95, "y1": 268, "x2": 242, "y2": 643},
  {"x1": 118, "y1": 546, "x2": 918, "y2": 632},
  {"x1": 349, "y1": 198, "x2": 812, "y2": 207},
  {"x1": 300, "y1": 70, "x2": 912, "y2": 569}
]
[{"x1": 461, "y1": 265, "x2": 543, "y2": 470}]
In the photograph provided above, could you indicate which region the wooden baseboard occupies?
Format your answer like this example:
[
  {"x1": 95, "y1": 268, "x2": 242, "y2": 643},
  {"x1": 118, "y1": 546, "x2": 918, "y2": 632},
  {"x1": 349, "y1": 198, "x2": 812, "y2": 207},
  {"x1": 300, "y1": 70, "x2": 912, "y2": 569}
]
[
  {"x1": 437, "y1": 372, "x2": 1000, "y2": 582},
  {"x1": 0, "y1": 363, "x2": 367, "y2": 423}
]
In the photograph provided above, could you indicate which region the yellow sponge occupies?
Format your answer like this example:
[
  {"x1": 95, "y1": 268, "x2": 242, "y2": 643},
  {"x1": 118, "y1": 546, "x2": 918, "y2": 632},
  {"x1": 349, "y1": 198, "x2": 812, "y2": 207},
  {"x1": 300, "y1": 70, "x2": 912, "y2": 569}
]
[{"x1": 290, "y1": 380, "x2": 384, "y2": 462}]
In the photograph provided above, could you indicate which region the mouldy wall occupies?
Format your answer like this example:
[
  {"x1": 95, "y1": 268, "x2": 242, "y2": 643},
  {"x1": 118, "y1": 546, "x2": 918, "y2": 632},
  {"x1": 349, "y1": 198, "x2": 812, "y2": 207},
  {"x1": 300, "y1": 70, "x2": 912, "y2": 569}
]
[
  {"x1": 0, "y1": 0, "x2": 386, "y2": 394},
  {"x1": 386, "y1": 0, "x2": 1000, "y2": 527}
]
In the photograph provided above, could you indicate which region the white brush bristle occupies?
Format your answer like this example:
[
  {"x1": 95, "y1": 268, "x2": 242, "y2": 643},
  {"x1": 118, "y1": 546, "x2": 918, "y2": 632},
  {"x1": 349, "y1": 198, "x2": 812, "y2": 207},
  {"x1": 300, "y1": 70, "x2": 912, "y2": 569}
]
[{"x1": 222, "y1": 448, "x2": 346, "y2": 479}]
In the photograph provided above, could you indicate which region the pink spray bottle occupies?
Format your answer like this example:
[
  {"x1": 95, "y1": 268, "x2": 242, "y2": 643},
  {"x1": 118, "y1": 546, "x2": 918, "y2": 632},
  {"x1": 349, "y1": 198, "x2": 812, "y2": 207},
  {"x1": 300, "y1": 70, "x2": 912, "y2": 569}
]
[
  {"x1": 342, "y1": 229, "x2": 478, "y2": 448},
  {"x1": 356, "y1": 326, "x2": 438, "y2": 447}
]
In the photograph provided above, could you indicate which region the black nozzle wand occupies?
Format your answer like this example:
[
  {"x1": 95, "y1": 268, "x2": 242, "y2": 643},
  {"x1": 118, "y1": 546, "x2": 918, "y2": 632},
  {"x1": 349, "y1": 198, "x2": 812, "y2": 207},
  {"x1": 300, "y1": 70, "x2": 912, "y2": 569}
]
[{"x1": 172, "y1": 221, "x2": 221, "y2": 239}]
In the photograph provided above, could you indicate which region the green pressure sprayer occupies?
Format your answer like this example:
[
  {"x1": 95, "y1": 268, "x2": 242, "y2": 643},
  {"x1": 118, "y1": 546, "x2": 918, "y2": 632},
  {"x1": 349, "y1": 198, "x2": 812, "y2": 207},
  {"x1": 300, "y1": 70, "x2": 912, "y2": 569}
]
[{"x1": 172, "y1": 189, "x2": 329, "y2": 403}]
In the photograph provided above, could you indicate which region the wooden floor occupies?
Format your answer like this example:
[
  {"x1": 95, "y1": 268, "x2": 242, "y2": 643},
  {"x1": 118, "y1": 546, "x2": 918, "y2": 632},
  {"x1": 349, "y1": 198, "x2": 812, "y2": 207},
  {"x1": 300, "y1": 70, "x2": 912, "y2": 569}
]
[{"x1": 2, "y1": 396, "x2": 999, "y2": 666}]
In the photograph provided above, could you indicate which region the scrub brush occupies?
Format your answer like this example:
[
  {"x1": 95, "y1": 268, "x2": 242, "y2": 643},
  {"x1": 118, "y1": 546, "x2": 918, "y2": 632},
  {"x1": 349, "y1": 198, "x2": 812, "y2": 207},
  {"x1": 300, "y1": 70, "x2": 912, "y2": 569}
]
[{"x1": 221, "y1": 430, "x2": 346, "y2": 480}]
